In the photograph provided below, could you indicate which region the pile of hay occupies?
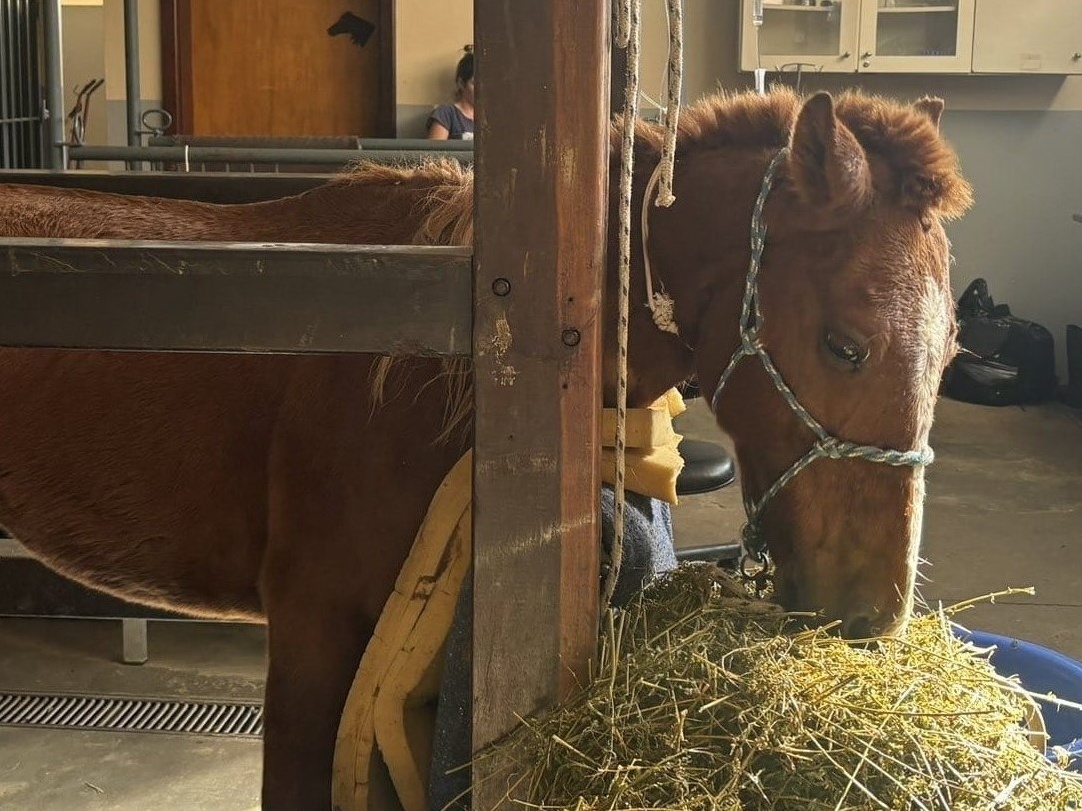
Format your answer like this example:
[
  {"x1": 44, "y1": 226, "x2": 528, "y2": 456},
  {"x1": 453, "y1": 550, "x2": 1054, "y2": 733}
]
[{"x1": 482, "y1": 564, "x2": 1082, "y2": 811}]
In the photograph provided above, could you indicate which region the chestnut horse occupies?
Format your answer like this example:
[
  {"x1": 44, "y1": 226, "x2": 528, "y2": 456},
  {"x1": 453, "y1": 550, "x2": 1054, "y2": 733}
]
[{"x1": 0, "y1": 89, "x2": 970, "y2": 810}]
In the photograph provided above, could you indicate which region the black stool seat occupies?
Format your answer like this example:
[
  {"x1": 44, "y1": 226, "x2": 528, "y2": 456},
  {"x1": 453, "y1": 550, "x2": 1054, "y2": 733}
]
[
  {"x1": 676, "y1": 438, "x2": 736, "y2": 495},
  {"x1": 673, "y1": 434, "x2": 741, "y2": 568}
]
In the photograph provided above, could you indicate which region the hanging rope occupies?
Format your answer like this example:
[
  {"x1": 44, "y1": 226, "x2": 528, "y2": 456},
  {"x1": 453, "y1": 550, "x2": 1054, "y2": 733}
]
[
  {"x1": 656, "y1": 0, "x2": 682, "y2": 207},
  {"x1": 602, "y1": 0, "x2": 685, "y2": 609},
  {"x1": 602, "y1": 0, "x2": 641, "y2": 610}
]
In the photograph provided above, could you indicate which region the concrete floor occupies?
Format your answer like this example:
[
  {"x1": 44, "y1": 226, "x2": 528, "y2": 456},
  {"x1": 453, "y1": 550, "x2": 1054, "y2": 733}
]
[{"x1": 0, "y1": 396, "x2": 1080, "y2": 809}]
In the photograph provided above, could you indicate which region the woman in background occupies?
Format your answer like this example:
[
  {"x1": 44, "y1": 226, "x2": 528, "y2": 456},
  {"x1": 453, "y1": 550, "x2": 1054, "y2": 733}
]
[{"x1": 426, "y1": 46, "x2": 474, "y2": 140}]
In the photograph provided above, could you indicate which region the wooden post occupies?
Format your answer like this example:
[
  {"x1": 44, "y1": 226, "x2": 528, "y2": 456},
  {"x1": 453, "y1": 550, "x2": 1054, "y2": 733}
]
[{"x1": 472, "y1": 0, "x2": 611, "y2": 807}]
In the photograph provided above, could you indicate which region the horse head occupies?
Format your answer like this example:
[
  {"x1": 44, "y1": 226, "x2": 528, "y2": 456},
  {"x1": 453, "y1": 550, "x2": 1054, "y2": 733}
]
[{"x1": 614, "y1": 88, "x2": 972, "y2": 638}]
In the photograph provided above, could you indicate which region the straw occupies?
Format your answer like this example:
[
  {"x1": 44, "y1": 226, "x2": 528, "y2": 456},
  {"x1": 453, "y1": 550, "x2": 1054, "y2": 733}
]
[{"x1": 477, "y1": 564, "x2": 1082, "y2": 811}]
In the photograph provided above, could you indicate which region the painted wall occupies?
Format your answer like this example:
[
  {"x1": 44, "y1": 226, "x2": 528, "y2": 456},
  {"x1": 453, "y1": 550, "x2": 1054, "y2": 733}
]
[
  {"x1": 61, "y1": 3, "x2": 108, "y2": 150},
  {"x1": 394, "y1": 0, "x2": 473, "y2": 137},
  {"x1": 58, "y1": 0, "x2": 160, "y2": 169},
  {"x1": 639, "y1": 0, "x2": 1082, "y2": 380}
]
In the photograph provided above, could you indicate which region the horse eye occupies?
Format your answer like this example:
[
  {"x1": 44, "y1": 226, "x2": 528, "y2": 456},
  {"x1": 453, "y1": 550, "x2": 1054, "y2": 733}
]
[{"x1": 825, "y1": 331, "x2": 870, "y2": 370}]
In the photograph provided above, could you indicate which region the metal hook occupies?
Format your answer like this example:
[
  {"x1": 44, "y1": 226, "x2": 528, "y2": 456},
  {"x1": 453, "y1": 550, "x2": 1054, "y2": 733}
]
[{"x1": 777, "y1": 62, "x2": 822, "y2": 94}]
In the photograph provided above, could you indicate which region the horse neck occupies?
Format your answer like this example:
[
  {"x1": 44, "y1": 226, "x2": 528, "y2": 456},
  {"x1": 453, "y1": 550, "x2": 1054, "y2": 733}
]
[{"x1": 611, "y1": 147, "x2": 769, "y2": 408}]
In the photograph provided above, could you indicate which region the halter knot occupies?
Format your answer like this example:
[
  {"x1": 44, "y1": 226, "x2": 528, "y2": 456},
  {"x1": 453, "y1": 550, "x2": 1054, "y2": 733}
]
[
  {"x1": 739, "y1": 326, "x2": 761, "y2": 356},
  {"x1": 816, "y1": 437, "x2": 849, "y2": 460}
]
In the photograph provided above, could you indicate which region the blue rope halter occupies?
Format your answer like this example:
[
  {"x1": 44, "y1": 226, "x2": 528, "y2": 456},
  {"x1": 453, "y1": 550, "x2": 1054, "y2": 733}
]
[{"x1": 709, "y1": 148, "x2": 935, "y2": 577}]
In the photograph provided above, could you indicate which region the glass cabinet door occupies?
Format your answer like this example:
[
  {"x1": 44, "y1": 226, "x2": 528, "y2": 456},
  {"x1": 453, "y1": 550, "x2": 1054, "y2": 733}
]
[
  {"x1": 857, "y1": 0, "x2": 975, "y2": 72},
  {"x1": 740, "y1": 0, "x2": 860, "y2": 74}
]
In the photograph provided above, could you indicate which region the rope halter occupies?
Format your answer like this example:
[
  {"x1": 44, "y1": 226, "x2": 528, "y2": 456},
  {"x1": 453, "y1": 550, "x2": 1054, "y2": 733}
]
[{"x1": 709, "y1": 148, "x2": 935, "y2": 576}]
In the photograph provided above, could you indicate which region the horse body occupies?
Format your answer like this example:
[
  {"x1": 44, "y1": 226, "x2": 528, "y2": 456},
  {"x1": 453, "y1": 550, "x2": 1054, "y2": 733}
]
[
  {"x1": 0, "y1": 89, "x2": 970, "y2": 809},
  {"x1": 0, "y1": 167, "x2": 473, "y2": 810}
]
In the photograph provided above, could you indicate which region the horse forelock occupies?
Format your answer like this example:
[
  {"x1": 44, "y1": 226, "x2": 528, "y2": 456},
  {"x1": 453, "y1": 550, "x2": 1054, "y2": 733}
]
[{"x1": 616, "y1": 87, "x2": 972, "y2": 221}]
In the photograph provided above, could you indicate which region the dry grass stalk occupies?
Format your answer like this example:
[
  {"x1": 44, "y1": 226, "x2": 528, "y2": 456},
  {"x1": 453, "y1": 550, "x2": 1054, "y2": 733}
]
[{"x1": 476, "y1": 564, "x2": 1082, "y2": 811}]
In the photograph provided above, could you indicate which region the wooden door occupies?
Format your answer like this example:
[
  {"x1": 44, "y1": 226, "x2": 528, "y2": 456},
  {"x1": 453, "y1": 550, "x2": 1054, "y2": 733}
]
[{"x1": 162, "y1": 0, "x2": 394, "y2": 137}]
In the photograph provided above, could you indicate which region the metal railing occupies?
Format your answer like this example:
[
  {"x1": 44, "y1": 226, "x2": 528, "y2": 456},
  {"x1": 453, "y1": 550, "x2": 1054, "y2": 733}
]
[
  {"x1": 66, "y1": 137, "x2": 473, "y2": 173},
  {"x1": 0, "y1": 0, "x2": 45, "y2": 169}
]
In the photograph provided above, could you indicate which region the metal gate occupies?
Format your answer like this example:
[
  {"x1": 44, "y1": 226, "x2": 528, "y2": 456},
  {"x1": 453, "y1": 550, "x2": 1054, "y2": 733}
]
[{"x1": 0, "y1": 0, "x2": 44, "y2": 169}]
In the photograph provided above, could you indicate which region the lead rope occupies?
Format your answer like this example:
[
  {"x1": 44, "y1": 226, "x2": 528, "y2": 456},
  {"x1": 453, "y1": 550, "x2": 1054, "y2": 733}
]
[{"x1": 602, "y1": 0, "x2": 683, "y2": 609}]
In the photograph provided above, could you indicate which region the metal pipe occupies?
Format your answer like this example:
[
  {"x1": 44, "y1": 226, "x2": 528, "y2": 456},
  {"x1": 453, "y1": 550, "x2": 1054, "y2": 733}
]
[
  {"x1": 66, "y1": 144, "x2": 473, "y2": 165},
  {"x1": 145, "y1": 135, "x2": 474, "y2": 153},
  {"x1": 358, "y1": 137, "x2": 472, "y2": 152},
  {"x1": 0, "y1": 0, "x2": 11, "y2": 168},
  {"x1": 122, "y1": 0, "x2": 140, "y2": 150},
  {"x1": 41, "y1": 0, "x2": 65, "y2": 169}
]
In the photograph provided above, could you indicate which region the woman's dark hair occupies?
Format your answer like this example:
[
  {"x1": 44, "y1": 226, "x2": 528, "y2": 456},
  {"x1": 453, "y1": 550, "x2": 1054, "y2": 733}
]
[{"x1": 456, "y1": 45, "x2": 474, "y2": 86}]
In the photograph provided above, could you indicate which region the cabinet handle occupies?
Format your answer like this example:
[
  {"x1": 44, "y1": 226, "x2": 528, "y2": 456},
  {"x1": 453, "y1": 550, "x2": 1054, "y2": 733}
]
[
  {"x1": 1072, "y1": 52, "x2": 1082, "y2": 61},
  {"x1": 841, "y1": 51, "x2": 851, "y2": 58},
  {"x1": 862, "y1": 61, "x2": 871, "y2": 68}
]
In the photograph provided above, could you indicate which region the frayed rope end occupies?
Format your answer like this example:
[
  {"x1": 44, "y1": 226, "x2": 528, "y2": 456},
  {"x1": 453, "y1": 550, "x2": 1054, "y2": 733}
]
[{"x1": 649, "y1": 292, "x2": 680, "y2": 335}]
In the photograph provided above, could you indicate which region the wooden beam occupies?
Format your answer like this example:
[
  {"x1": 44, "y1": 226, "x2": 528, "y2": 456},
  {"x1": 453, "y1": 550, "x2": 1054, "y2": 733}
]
[
  {"x1": 0, "y1": 239, "x2": 472, "y2": 355},
  {"x1": 471, "y1": 0, "x2": 610, "y2": 807}
]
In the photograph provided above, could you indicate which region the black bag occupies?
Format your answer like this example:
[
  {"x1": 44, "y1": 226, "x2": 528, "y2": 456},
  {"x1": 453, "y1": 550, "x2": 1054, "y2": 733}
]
[{"x1": 941, "y1": 278, "x2": 1057, "y2": 407}]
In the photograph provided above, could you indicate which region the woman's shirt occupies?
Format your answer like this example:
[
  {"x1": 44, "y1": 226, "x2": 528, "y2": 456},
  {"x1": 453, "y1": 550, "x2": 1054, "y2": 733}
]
[{"x1": 427, "y1": 103, "x2": 474, "y2": 140}]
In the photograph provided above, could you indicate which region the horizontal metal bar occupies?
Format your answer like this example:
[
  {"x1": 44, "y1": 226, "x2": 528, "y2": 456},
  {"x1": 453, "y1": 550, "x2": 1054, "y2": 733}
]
[
  {"x1": 145, "y1": 136, "x2": 473, "y2": 153},
  {"x1": 0, "y1": 557, "x2": 191, "y2": 620},
  {"x1": 66, "y1": 145, "x2": 472, "y2": 166},
  {"x1": 359, "y1": 137, "x2": 472, "y2": 152},
  {"x1": 0, "y1": 170, "x2": 329, "y2": 201},
  {"x1": 0, "y1": 238, "x2": 473, "y2": 355}
]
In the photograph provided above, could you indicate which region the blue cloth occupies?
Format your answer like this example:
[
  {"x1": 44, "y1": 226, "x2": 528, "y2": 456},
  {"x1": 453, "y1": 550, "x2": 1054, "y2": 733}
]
[{"x1": 427, "y1": 487, "x2": 677, "y2": 811}]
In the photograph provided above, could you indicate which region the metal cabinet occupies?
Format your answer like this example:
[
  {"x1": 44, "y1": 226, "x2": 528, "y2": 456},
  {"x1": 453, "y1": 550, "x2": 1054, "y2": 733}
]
[
  {"x1": 972, "y1": 0, "x2": 1082, "y2": 75},
  {"x1": 740, "y1": 0, "x2": 975, "y2": 74}
]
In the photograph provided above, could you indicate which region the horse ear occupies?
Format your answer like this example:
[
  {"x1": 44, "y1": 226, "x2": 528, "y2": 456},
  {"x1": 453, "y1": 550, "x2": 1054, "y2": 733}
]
[
  {"x1": 913, "y1": 97, "x2": 945, "y2": 131},
  {"x1": 789, "y1": 92, "x2": 872, "y2": 219}
]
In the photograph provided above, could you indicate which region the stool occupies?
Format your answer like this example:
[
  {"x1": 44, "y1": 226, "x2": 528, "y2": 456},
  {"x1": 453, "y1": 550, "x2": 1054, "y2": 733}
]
[
  {"x1": 674, "y1": 438, "x2": 742, "y2": 566},
  {"x1": 676, "y1": 438, "x2": 735, "y2": 495}
]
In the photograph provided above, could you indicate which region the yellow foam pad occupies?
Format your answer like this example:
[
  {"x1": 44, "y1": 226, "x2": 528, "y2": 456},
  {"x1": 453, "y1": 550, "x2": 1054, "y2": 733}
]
[
  {"x1": 600, "y1": 389, "x2": 686, "y2": 504},
  {"x1": 333, "y1": 451, "x2": 473, "y2": 811}
]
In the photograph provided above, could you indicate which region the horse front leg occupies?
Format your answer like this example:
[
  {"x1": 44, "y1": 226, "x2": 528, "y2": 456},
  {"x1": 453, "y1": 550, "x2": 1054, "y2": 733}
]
[{"x1": 260, "y1": 579, "x2": 372, "y2": 811}]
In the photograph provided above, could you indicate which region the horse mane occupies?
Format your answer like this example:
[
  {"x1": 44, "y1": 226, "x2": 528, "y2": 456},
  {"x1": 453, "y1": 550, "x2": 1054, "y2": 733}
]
[
  {"x1": 353, "y1": 87, "x2": 973, "y2": 444},
  {"x1": 339, "y1": 159, "x2": 475, "y2": 444},
  {"x1": 621, "y1": 86, "x2": 972, "y2": 219},
  {"x1": 331, "y1": 157, "x2": 475, "y2": 245}
]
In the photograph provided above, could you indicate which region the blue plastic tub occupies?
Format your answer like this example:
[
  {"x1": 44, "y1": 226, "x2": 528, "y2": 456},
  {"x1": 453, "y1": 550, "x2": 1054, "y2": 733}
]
[{"x1": 952, "y1": 625, "x2": 1082, "y2": 768}]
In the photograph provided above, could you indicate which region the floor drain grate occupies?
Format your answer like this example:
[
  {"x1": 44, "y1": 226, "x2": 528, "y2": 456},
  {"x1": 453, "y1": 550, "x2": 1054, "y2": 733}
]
[{"x1": 0, "y1": 692, "x2": 263, "y2": 738}]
